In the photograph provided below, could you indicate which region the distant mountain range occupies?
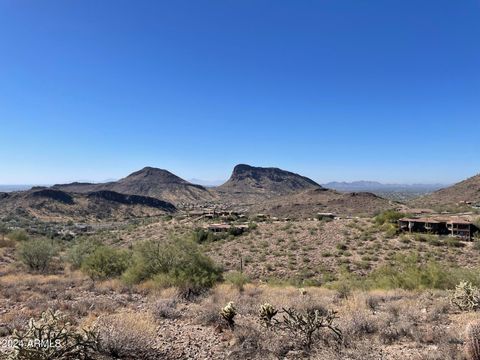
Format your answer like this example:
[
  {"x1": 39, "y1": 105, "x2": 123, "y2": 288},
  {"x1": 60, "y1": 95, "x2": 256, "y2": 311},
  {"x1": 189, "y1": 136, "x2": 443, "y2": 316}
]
[
  {"x1": 0, "y1": 165, "x2": 397, "y2": 220},
  {"x1": 323, "y1": 181, "x2": 447, "y2": 193},
  {"x1": 0, "y1": 185, "x2": 35, "y2": 192}
]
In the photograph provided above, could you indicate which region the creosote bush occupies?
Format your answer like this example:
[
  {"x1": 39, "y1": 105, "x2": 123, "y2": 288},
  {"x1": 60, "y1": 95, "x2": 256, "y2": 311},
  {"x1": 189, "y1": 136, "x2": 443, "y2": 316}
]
[{"x1": 17, "y1": 238, "x2": 58, "y2": 273}]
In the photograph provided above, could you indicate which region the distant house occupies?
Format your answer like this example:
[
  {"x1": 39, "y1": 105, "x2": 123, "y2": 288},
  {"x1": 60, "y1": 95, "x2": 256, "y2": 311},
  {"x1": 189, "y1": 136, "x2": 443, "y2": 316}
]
[{"x1": 398, "y1": 216, "x2": 479, "y2": 241}]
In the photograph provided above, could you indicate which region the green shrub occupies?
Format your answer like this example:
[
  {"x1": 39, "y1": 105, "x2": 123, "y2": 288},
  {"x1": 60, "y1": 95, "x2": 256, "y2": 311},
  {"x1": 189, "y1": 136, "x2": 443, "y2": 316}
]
[
  {"x1": 375, "y1": 210, "x2": 404, "y2": 225},
  {"x1": 224, "y1": 271, "x2": 249, "y2": 292},
  {"x1": 9, "y1": 229, "x2": 29, "y2": 242},
  {"x1": 81, "y1": 246, "x2": 130, "y2": 280},
  {"x1": 0, "y1": 222, "x2": 8, "y2": 240},
  {"x1": 17, "y1": 238, "x2": 58, "y2": 273},
  {"x1": 123, "y1": 238, "x2": 221, "y2": 295},
  {"x1": 67, "y1": 238, "x2": 101, "y2": 270}
]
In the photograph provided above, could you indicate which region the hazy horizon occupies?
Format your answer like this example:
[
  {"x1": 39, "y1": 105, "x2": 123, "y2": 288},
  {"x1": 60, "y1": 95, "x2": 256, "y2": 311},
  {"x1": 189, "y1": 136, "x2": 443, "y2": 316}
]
[{"x1": 1, "y1": 1, "x2": 478, "y2": 184}]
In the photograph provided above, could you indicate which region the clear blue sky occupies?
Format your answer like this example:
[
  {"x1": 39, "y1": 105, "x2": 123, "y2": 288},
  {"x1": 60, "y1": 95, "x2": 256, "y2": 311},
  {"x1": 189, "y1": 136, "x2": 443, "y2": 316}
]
[{"x1": 0, "y1": 0, "x2": 479, "y2": 185}]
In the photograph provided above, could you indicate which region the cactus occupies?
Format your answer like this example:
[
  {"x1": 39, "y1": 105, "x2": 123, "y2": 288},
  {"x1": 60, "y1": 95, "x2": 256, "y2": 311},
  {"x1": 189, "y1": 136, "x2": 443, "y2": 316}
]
[
  {"x1": 280, "y1": 307, "x2": 342, "y2": 350},
  {"x1": 450, "y1": 281, "x2": 480, "y2": 311},
  {"x1": 220, "y1": 302, "x2": 237, "y2": 329},
  {"x1": 259, "y1": 303, "x2": 278, "y2": 328},
  {"x1": 8, "y1": 309, "x2": 98, "y2": 360},
  {"x1": 465, "y1": 321, "x2": 480, "y2": 360}
]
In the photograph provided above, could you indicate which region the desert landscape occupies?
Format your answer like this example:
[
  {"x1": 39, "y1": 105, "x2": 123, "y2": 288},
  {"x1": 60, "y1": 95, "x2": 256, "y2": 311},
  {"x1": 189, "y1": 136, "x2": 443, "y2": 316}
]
[
  {"x1": 1, "y1": 165, "x2": 480, "y2": 359},
  {"x1": 1, "y1": 1, "x2": 479, "y2": 359}
]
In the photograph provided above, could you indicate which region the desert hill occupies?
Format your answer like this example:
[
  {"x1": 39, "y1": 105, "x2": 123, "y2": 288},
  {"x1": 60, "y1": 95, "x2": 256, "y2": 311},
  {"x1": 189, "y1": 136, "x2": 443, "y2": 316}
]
[
  {"x1": 251, "y1": 188, "x2": 395, "y2": 218},
  {"x1": 214, "y1": 164, "x2": 322, "y2": 202},
  {"x1": 409, "y1": 173, "x2": 480, "y2": 210},
  {"x1": 0, "y1": 188, "x2": 176, "y2": 222},
  {"x1": 54, "y1": 167, "x2": 215, "y2": 205}
]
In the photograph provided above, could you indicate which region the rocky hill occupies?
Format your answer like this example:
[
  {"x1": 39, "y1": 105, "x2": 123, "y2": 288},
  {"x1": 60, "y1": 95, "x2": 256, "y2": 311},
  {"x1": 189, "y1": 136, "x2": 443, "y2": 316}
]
[
  {"x1": 409, "y1": 173, "x2": 480, "y2": 210},
  {"x1": 54, "y1": 167, "x2": 215, "y2": 205},
  {"x1": 214, "y1": 164, "x2": 322, "y2": 202},
  {"x1": 0, "y1": 188, "x2": 176, "y2": 222}
]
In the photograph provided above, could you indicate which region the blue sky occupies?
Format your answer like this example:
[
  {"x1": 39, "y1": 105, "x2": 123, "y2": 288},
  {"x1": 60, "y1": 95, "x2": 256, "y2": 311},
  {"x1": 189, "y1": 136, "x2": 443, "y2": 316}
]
[{"x1": 0, "y1": 0, "x2": 479, "y2": 185}]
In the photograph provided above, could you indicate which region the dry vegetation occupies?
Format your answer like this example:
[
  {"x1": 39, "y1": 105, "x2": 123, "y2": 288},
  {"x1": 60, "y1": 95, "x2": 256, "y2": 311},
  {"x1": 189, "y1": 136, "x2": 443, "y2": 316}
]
[{"x1": 1, "y1": 213, "x2": 480, "y2": 359}]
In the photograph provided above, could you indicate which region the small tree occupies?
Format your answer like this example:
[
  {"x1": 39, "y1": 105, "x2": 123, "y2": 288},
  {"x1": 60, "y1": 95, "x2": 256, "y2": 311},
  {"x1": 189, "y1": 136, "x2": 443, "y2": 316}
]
[{"x1": 18, "y1": 238, "x2": 58, "y2": 273}]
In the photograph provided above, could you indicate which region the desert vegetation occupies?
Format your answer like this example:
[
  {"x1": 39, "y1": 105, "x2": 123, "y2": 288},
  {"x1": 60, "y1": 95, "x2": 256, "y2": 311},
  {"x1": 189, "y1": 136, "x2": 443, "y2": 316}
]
[{"x1": 1, "y1": 215, "x2": 480, "y2": 359}]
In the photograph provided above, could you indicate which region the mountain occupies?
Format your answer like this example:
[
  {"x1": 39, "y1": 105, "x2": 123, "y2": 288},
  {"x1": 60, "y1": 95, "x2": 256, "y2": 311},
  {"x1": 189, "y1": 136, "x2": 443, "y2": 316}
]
[
  {"x1": 409, "y1": 173, "x2": 480, "y2": 210},
  {"x1": 54, "y1": 167, "x2": 215, "y2": 204},
  {"x1": 0, "y1": 188, "x2": 176, "y2": 222},
  {"x1": 323, "y1": 181, "x2": 446, "y2": 192},
  {"x1": 215, "y1": 164, "x2": 322, "y2": 201}
]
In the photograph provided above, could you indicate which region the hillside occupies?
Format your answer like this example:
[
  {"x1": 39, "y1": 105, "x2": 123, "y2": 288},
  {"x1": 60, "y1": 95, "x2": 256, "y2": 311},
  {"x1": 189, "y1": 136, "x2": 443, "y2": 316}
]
[
  {"x1": 251, "y1": 188, "x2": 395, "y2": 218},
  {"x1": 0, "y1": 188, "x2": 176, "y2": 222},
  {"x1": 215, "y1": 164, "x2": 322, "y2": 202},
  {"x1": 409, "y1": 173, "x2": 480, "y2": 210},
  {"x1": 54, "y1": 167, "x2": 215, "y2": 205}
]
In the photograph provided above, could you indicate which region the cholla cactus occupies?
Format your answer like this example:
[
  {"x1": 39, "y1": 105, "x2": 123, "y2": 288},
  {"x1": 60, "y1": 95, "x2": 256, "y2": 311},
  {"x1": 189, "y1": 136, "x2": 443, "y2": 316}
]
[
  {"x1": 8, "y1": 309, "x2": 98, "y2": 360},
  {"x1": 259, "y1": 303, "x2": 278, "y2": 328},
  {"x1": 450, "y1": 281, "x2": 480, "y2": 311},
  {"x1": 220, "y1": 302, "x2": 237, "y2": 329},
  {"x1": 465, "y1": 321, "x2": 480, "y2": 360}
]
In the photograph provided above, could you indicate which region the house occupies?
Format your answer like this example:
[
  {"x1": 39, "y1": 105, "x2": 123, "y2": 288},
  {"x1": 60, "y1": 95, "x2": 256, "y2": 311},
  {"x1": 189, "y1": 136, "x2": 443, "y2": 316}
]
[{"x1": 398, "y1": 216, "x2": 479, "y2": 241}]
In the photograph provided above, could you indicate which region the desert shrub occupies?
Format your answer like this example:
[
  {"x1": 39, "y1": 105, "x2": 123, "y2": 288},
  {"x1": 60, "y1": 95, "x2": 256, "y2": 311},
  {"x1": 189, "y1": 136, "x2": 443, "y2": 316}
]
[
  {"x1": 465, "y1": 321, "x2": 480, "y2": 360},
  {"x1": 123, "y1": 237, "x2": 221, "y2": 296},
  {"x1": 9, "y1": 229, "x2": 29, "y2": 242},
  {"x1": 0, "y1": 222, "x2": 8, "y2": 240},
  {"x1": 191, "y1": 229, "x2": 216, "y2": 243},
  {"x1": 81, "y1": 246, "x2": 130, "y2": 280},
  {"x1": 450, "y1": 281, "x2": 480, "y2": 311},
  {"x1": 67, "y1": 238, "x2": 101, "y2": 270},
  {"x1": 152, "y1": 299, "x2": 180, "y2": 320},
  {"x1": 17, "y1": 238, "x2": 58, "y2": 273},
  {"x1": 224, "y1": 271, "x2": 249, "y2": 292},
  {"x1": 8, "y1": 309, "x2": 98, "y2": 360},
  {"x1": 94, "y1": 312, "x2": 159, "y2": 359},
  {"x1": 375, "y1": 210, "x2": 404, "y2": 225},
  {"x1": 366, "y1": 253, "x2": 462, "y2": 290}
]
